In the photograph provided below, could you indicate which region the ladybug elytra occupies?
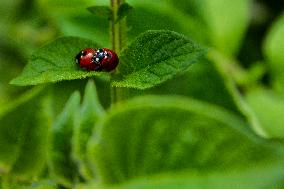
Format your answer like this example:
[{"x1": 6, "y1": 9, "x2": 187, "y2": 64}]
[{"x1": 75, "y1": 48, "x2": 119, "y2": 71}]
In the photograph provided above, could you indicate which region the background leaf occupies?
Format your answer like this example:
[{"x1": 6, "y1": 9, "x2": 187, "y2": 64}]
[
  {"x1": 80, "y1": 164, "x2": 284, "y2": 189},
  {"x1": 116, "y1": 3, "x2": 133, "y2": 23},
  {"x1": 246, "y1": 88, "x2": 284, "y2": 138},
  {"x1": 48, "y1": 91, "x2": 80, "y2": 188},
  {"x1": 88, "y1": 96, "x2": 282, "y2": 184},
  {"x1": 73, "y1": 80, "x2": 105, "y2": 180},
  {"x1": 0, "y1": 87, "x2": 52, "y2": 179},
  {"x1": 117, "y1": 58, "x2": 244, "y2": 116},
  {"x1": 112, "y1": 30, "x2": 205, "y2": 89},
  {"x1": 11, "y1": 37, "x2": 106, "y2": 86},
  {"x1": 264, "y1": 12, "x2": 284, "y2": 93},
  {"x1": 126, "y1": 1, "x2": 209, "y2": 45},
  {"x1": 87, "y1": 6, "x2": 111, "y2": 19},
  {"x1": 203, "y1": 0, "x2": 250, "y2": 55}
]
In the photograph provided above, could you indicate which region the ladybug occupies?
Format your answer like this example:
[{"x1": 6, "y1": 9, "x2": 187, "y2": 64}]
[{"x1": 75, "y1": 48, "x2": 119, "y2": 71}]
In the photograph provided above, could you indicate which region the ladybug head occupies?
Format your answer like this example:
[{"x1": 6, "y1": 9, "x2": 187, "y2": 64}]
[{"x1": 75, "y1": 51, "x2": 85, "y2": 64}]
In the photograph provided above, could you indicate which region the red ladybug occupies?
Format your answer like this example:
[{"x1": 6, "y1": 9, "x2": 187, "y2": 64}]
[
  {"x1": 100, "y1": 48, "x2": 119, "y2": 71},
  {"x1": 75, "y1": 48, "x2": 119, "y2": 71}
]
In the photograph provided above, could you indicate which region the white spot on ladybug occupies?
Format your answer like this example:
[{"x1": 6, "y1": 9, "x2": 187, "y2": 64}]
[{"x1": 96, "y1": 58, "x2": 99, "y2": 62}]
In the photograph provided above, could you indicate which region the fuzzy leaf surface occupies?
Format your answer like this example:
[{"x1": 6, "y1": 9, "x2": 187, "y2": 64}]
[
  {"x1": 11, "y1": 37, "x2": 106, "y2": 86},
  {"x1": 112, "y1": 30, "x2": 205, "y2": 89}
]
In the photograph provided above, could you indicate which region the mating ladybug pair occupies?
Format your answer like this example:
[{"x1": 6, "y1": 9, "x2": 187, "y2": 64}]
[{"x1": 75, "y1": 48, "x2": 119, "y2": 71}]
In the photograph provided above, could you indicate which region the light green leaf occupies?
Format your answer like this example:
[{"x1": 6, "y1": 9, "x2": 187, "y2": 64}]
[
  {"x1": 84, "y1": 163, "x2": 284, "y2": 189},
  {"x1": 116, "y1": 3, "x2": 133, "y2": 23},
  {"x1": 112, "y1": 30, "x2": 205, "y2": 89},
  {"x1": 246, "y1": 88, "x2": 284, "y2": 138},
  {"x1": 73, "y1": 80, "x2": 105, "y2": 180},
  {"x1": 49, "y1": 91, "x2": 80, "y2": 188},
  {"x1": 204, "y1": 0, "x2": 250, "y2": 55},
  {"x1": 88, "y1": 96, "x2": 281, "y2": 184},
  {"x1": 264, "y1": 12, "x2": 284, "y2": 92},
  {"x1": 168, "y1": 0, "x2": 250, "y2": 55},
  {"x1": 87, "y1": 6, "x2": 111, "y2": 19},
  {"x1": 0, "y1": 87, "x2": 51, "y2": 179},
  {"x1": 11, "y1": 37, "x2": 107, "y2": 86}
]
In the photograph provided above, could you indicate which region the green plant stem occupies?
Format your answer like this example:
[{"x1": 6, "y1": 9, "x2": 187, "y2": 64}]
[{"x1": 110, "y1": 0, "x2": 126, "y2": 104}]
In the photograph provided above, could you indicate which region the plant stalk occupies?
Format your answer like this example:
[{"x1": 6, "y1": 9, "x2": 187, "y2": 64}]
[{"x1": 110, "y1": 0, "x2": 126, "y2": 104}]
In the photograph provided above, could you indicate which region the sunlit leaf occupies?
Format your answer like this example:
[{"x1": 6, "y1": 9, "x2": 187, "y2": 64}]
[
  {"x1": 11, "y1": 37, "x2": 106, "y2": 86},
  {"x1": 246, "y1": 88, "x2": 284, "y2": 138},
  {"x1": 112, "y1": 30, "x2": 205, "y2": 89}
]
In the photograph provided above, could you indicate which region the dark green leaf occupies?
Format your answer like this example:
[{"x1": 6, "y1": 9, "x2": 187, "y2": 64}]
[
  {"x1": 73, "y1": 80, "x2": 105, "y2": 180},
  {"x1": 88, "y1": 96, "x2": 281, "y2": 184},
  {"x1": 87, "y1": 6, "x2": 111, "y2": 19},
  {"x1": 0, "y1": 87, "x2": 51, "y2": 179},
  {"x1": 112, "y1": 30, "x2": 205, "y2": 89},
  {"x1": 10, "y1": 37, "x2": 107, "y2": 86},
  {"x1": 48, "y1": 91, "x2": 80, "y2": 188},
  {"x1": 126, "y1": 2, "x2": 209, "y2": 45},
  {"x1": 116, "y1": 3, "x2": 133, "y2": 23},
  {"x1": 118, "y1": 58, "x2": 244, "y2": 116}
]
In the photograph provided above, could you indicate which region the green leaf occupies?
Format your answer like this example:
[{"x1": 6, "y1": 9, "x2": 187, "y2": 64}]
[
  {"x1": 0, "y1": 87, "x2": 52, "y2": 179},
  {"x1": 48, "y1": 91, "x2": 80, "y2": 188},
  {"x1": 246, "y1": 88, "x2": 284, "y2": 138},
  {"x1": 73, "y1": 80, "x2": 105, "y2": 180},
  {"x1": 87, "y1": 6, "x2": 111, "y2": 19},
  {"x1": 126, "y1": 1, "x2": 209, "y2": 45},
  {"x1": 10, "y1": 37, "x2": 107, "y2": 86},
  {"x1": 204, "y1": 0, "x2": 250, "y2": 55},
  {"x1": 116, "y1": 3, "x2": 133, "y2": 23},
  {"x1": 112, "y1": 30, "x2": 205, "y2": 89},
  {"x1": 120, "y1": 58, "x2": 243, "y2": 116},
  {"x1": 88, "y1": 96, "x2": 281, "y2": 184},
  {"x1": 83, "y1": 164, "x2": 284, "y2": 189},
  {"x1": 264, "y1": 12, "x2": 284, "y2": 92},
  {"x1": 27, "y1": 180, "x2": 57, "y2": 189},
  {"x1": 167, "y1": 0, "x2": 250, "y2": 55}
]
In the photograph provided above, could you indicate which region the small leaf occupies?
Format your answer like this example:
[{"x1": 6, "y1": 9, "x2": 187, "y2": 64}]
[
  {"x1": 48, "y1": 91, "x2": 80, "y2": 188},
  {"x1": 73, "y1": 80, "x2": 105, "y2": 180},
  {"x1": 0, "y1": 87, "x2": 51, "y2": 179},
  {"x1": 10, "y1": 37, "x2": 107, "y2": 86},
  {"x1": 116, "y1": 3, "x2": 133, "y2": 23},
  {"x1": 112, "y1": 30, "x2": 205, "y2": 89},
  {"x1": 88, "y1": 96, "x2": 281, "y2": 184},
  {"x1": 87, "y1": 6, "x2": 111, "y2": 19}
]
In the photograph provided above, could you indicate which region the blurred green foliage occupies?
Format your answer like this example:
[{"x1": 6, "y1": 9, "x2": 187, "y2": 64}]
[{"x1": 1, "y1": 0, "x2": 284, "y2": 188}]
